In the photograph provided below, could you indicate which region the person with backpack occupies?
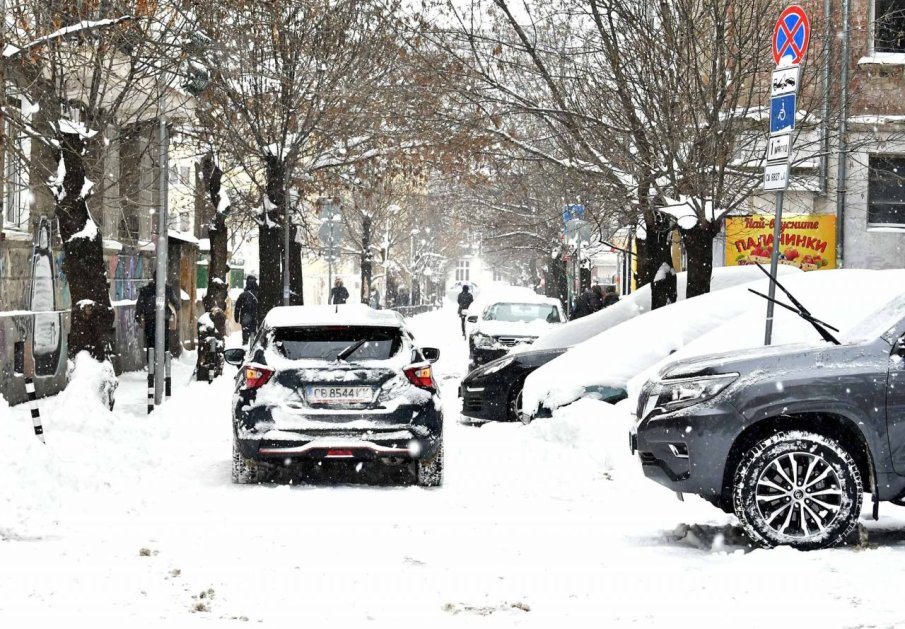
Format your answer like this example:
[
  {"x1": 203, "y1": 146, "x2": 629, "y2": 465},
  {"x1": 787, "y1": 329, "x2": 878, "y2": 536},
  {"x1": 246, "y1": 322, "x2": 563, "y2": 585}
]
[
  {"x1": 457, "y1": 284, "x2": 474, "y2": 338},
  {"x1": 234, "y1": 275, "x2": 259, "y2": 344}
]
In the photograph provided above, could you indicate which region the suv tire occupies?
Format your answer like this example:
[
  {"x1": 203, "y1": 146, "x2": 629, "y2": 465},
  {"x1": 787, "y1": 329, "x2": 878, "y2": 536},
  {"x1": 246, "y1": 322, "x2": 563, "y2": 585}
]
[
  {"x1": 417, "y1": 443, "x2": 444, "y2": 487},
  {"x1": 733, "y1": 430, "x2": 862, "y2": 550},
  {"x1": 232, "y1": 438, "x2": 271, "y2": 484}
]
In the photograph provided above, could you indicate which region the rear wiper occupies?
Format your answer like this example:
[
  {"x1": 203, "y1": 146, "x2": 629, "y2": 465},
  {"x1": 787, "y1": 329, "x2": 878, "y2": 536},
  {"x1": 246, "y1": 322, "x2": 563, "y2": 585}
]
[
  {"x1": 749, "y1": 263, "x2": 841, "y2": 345},
  {"x1": 336, "y1": 339, "x2": 367, "y2": 361}
]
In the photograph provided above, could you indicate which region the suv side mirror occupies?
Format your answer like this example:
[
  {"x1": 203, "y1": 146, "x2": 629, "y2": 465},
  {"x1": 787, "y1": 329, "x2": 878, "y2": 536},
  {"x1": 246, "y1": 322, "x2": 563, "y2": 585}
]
[
  {"x1": 421, "y1": 347, "x2": 440, "y2": 363},
  {"x1": 224, "y1": 347, "x2": 246, "y2": 366},
  {"x1": 467, "y1": 315, "x2": 478, "y2": 323}
]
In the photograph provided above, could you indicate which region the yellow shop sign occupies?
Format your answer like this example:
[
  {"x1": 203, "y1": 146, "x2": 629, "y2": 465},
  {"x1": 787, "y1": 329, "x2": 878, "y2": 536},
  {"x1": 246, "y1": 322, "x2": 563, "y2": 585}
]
[{"x1": 725, "y1": 214, "x2": 836, "y2": 271}]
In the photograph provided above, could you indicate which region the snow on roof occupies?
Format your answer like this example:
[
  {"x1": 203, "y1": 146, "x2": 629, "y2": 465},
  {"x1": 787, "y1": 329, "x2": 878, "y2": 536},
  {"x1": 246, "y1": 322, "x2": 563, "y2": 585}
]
[{"x1": 263, "y1": 304, "x2": 405, "y2": 329}]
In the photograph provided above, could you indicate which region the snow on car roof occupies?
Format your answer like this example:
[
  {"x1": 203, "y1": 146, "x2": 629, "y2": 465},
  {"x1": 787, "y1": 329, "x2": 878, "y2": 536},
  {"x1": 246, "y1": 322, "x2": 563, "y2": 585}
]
[
  {"x1": 530, "y1": 264, "x2": 801, "y2": 352},
  {"x1": 469, "y1": 284, "x2": 562, "y2": 312},
  {"x1": 263, "y1": 304, "x2": 405, "y2": 329},
  {"x1": 522, "y1": 268, "x2": 903, "y2": 417}
]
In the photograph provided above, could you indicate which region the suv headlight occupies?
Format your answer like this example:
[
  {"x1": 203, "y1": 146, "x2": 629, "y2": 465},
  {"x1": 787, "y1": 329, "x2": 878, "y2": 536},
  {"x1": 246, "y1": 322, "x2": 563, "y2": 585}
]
[
  {"x1": 473, "y1": 333, "x2": 494, "y2": 349},
  {"x1": 639, "y1": 373, "x2": 738, "y2": 420}
]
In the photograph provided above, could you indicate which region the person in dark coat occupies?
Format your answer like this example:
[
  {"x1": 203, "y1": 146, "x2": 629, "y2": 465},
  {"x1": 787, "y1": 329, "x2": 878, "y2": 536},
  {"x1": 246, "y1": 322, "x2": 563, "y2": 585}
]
[
  {"x1": 601, "y1": 285, "x2": 620, "y2": 308},
  {"x1": 135, "y1": 279, "x2": 179, "y2": 352},
  {"x1": 570, "y1": 289, "x2": 594, "y2": 320},
  {"x1": 234, "y1": 275, "x2": 259, "y2": 344},
  {"x1": 330, "y1": 278, "x2": 349, "y2": 305},
  {"x1": 457, "y1": 285, "x2": 474, "y2": 338}
]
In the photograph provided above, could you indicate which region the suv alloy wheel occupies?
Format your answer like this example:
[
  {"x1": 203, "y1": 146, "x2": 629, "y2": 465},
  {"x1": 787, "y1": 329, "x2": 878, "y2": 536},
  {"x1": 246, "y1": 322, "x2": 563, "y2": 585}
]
[{"x1": 733, "y1": 430, "x2": 863, "y2": 550}]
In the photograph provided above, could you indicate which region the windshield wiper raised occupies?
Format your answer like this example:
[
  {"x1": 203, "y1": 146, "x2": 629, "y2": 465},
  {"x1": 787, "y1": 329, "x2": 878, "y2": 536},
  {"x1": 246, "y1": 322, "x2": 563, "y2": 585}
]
[
  {"x1": 749, "y1": 263, "x2": 841, "y2": 345},
  {"x1": 336, "y1": 339, "x2": 368, "y2": 361}
]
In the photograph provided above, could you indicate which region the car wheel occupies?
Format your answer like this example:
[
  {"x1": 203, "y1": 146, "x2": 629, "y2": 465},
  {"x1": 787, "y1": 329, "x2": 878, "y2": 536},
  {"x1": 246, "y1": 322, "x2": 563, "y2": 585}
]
[
  {"x1": 733, "y1": 430, "x2": 862, "y2": 550},
  {"x1": 232, "y1": 437, "x2": 271, "y2": 484},
  {"x1": 416, "y1": 443, "x2": 443, "y2": 487},
  {"x1": 506, "y1": 381, "x2": 525, "y2": 422}
]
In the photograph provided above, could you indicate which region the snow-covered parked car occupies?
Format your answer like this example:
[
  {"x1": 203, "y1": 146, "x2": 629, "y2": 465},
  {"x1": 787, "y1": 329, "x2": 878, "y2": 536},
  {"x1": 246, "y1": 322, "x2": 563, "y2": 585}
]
[
  {"x1": 520, "y1": 266, "x2": 808, "y2": 419},
  {"x1": 459, "y1": 266, "x2": 799, "y2": 423},
  {"x1": 631, "y1": 269, "x2": 905, "y2": 550},
  {"x1": 466, "y1": 291, "x2": 565, "y2": 369},
  {"x1": 224, "y1": 304, "x2": 444, "y2": 486}
]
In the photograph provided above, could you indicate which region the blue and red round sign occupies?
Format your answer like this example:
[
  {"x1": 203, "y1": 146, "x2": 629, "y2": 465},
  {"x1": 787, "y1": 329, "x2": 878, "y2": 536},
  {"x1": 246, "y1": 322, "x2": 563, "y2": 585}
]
[{"x1": 772, "y1": 5, "x2": 810, "y2": 65}]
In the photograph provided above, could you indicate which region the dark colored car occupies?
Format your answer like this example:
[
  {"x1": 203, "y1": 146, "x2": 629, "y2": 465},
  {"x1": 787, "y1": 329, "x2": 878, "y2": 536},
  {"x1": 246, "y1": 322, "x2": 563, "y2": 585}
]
[
  {"x1": 459, "y1": 348, "x2": 567, "y2": 422},
  {"x1": 631, "y1": 296, "x2": 905, "y2": 550},
  {"x1": 225, "y1": 305, "x2": 443, "y2": 486}
]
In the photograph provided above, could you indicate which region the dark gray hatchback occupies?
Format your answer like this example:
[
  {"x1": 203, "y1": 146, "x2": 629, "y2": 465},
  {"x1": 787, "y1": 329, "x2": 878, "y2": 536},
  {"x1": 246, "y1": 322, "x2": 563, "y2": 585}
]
[
  {"x1": 632, "y1": 296, "x2": 905, "y2": 550},
  {"x1": 225, "y1": 305, "x2": 443, "y2": 486}
]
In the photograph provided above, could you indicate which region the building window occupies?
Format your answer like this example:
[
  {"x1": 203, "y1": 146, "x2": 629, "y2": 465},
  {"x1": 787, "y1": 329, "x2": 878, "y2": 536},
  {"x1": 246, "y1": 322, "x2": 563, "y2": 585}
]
[
  {"x1": 493, "y1": 268, "x2": 503, "y2": 282},
  {"x1": 868, "y1": 155, "x2": 905, "y2": 226},
  {"x1": 876, "y1": 1, "x2": 905, "y2": 52},
  {"x1": 456, "y1": 259, "x2": 470, "y2": 282}
]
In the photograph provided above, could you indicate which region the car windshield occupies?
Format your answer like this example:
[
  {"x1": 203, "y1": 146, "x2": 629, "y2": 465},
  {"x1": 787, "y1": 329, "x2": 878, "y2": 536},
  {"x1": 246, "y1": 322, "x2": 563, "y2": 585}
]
[
  {"x1": 484, "y1": 302, "x2": 561, "y2": 323},
  {"x1": 272, "y1": 326, "x2": 403, "y2": 361},
  {"x1": 842, "y1": 291, "x2": 905, "y2": 344}
]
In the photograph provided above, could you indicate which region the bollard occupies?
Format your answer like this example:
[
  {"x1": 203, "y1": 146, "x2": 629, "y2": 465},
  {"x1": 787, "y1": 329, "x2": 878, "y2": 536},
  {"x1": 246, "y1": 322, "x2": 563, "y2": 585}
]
[
  {"x1": 147, "y1": 348, "x2": 155, "y2": 414},
  {"x1": 25, "y1": 377, "x2": 45, "y2": 443},
  {"x1": 164, "y1": 352, "x2": 172, "y2": 398}
]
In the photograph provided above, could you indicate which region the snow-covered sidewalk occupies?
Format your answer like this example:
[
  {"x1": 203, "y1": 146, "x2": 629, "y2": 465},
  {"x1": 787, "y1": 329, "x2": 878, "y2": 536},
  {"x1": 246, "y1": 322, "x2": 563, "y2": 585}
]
[{"x1": 3, "y1": 303, "x2": 905, "y2": 626}]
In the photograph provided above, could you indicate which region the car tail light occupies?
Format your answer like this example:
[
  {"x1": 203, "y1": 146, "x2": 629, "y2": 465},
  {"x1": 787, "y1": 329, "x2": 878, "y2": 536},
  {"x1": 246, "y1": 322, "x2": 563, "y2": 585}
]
[
  {"x1": 244, "y1": 365, "x2": 274, "y2": 389},
  {"x1": 404, "y1": 364, "x2": 436, "y2": 392}
]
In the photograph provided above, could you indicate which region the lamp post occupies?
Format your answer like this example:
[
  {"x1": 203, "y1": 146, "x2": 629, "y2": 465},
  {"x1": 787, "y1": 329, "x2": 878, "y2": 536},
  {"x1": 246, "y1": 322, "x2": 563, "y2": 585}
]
[{"x1": 283, "y1": 188, "x2": 298, "y2": 306}]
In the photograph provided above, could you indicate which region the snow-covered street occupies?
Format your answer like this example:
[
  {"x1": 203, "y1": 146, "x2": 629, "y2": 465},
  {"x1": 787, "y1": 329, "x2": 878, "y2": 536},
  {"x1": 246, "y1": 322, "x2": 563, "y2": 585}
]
[{"x1": 4, "y1": 303, "x2": 905, "y2": 627}]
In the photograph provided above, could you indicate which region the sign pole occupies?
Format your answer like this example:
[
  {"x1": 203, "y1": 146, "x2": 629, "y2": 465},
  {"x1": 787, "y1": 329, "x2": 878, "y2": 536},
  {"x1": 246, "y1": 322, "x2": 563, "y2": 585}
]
[
  {"x1": 764, "y1": 5, "x2": 809, "y2": 345},
  {"x1": 764, "y1": 190, "x2": 784, "y2": 344}
]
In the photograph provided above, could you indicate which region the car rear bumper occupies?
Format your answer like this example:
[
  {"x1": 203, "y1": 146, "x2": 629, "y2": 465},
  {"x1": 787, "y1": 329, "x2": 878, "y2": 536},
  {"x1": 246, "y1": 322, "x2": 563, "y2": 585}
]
[{"x1": 235, "y1": 403, "x2": 442, "y2": 461}]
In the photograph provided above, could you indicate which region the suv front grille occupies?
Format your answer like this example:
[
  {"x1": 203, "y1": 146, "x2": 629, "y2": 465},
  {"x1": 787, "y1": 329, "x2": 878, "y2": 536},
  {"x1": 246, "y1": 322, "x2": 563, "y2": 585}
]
[{"x1": 496, "y1": 336, "x2": 535, "y2": 347}]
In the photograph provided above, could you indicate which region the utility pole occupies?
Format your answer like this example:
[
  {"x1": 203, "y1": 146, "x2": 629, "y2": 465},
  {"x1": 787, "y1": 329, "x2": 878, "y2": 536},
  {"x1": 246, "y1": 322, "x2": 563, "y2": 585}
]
[
  {"x1": 282, "y1": 190, "x2": 293, "y2": 306},
  {"x1": 154, "y1": 115, "x2": 169, "y2": 405}
]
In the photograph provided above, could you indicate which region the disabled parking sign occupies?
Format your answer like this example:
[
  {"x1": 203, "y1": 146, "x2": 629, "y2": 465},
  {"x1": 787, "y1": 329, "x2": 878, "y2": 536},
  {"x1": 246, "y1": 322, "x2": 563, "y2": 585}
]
[{"x1": 770, "y1": 93, "x2": 796, "y2": 134}]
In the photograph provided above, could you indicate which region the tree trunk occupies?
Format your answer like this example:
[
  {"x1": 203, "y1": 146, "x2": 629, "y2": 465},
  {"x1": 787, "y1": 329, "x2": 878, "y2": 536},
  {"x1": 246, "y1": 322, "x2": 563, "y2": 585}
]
[
  {"x1": 288, "y1": 224, "x2": 304, "y2": 305},
  {"x1": 258, "y1": 154, "x2": 285, "y2": 319},
  {"x1": 682, "y1": 220, "x2": 721, "y2": 299},
  {"x1": 200, "y1": 155, "x2": 229, "y2": 315},
  {"x1": 360, "y1": 216, "x2": 372, "y2": 304},
  {"x1": 53, "y1": 132, "x2": 115, "y2": 361},
  {"x1": 197, "y1": 154, "x2": 230, "y2": 381}
]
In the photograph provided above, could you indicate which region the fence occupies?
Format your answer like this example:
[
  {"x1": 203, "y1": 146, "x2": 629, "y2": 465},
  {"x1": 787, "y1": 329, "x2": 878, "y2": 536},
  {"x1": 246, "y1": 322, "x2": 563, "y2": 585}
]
[{"x1": 393, "y1": 304, "x2": 436, "y2": 318}]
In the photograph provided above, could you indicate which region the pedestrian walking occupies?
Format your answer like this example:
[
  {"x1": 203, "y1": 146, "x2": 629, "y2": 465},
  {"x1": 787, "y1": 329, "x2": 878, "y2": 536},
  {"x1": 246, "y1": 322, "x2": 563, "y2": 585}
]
[
  {"x1": 135, "y1": 279, "x2": 179, "y2": 355},
  {"x1": 369, "y1": 287, "x2": 381, "y2": 309},
  {"x1": 330, "y1": 278, "x2": 349, "y2": 305},
  {"x1": 234, "y1": 275, "x2": 259, "y2": 345},
  {"x1": 457, "y1": 284, "x2": 474, "y2": 338}
]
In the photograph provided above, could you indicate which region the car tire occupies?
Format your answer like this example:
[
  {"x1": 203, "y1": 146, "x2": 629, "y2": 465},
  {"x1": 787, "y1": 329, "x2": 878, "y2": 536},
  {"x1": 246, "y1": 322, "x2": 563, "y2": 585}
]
[
  {"x1": 416, "y1": 443, "x2": 444, "y2": 487},
  {"x1": 232, "y1": 438, "x2": 271, "y2": 484},
  {"x1": 732, "y1": 430, "x2": 862, "y2": 550},
  {"x1": 506, "y1": 380, "x2": 525, "y2": 422}
]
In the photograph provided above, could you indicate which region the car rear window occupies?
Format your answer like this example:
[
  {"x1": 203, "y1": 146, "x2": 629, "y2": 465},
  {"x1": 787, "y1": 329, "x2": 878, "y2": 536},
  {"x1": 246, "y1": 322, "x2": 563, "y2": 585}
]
[
  {"x1": 485, "y1": 302, "x2": 561, "y2": 323},
  {"x1": 273, "y1": 326, "x2": 403, "y2": 361}
]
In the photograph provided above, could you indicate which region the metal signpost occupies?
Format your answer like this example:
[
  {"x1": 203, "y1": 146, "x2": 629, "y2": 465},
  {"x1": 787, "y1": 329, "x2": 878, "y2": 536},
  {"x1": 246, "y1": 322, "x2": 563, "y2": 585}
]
[
  {"x1": 764, "y1": 5, "x2": 809, "y2": 345},
  {"x1": 318, "y1": 212, "x2": 343, "y2": 300}
]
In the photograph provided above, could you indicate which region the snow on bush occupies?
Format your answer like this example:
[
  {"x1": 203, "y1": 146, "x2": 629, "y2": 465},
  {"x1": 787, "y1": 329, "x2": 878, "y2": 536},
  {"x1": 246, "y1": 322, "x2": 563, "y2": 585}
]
[{"x1": 60, "y1": 351, "x2": 118, "y2": 415}]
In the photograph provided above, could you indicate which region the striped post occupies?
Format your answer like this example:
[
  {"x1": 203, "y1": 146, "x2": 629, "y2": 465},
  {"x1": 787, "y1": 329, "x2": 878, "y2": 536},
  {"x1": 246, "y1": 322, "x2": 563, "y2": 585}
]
[
  {"x1": 164, "y1": 352, "x2": 172, "y2": 398},
  {"x1": 25, "y1": 378, "x2": 44, "y2": 443},
  {"x1": 147, "y1": 348, "x2": 155, "y2": 414}
]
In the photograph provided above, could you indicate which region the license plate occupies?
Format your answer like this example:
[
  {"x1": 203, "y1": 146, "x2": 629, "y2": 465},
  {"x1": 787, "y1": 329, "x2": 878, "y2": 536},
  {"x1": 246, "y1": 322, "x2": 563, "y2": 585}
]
[{"x1": 306, "y1": 386, "x2": 374, "y2": 404}]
